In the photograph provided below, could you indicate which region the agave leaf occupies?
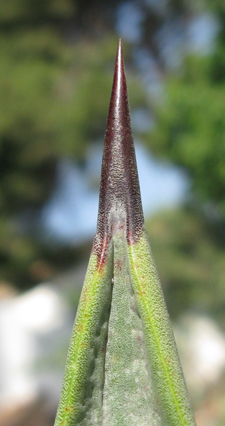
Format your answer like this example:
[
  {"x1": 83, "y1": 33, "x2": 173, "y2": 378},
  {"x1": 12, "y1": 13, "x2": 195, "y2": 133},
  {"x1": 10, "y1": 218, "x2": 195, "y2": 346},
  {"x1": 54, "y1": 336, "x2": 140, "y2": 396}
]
[{"x1": 54, "y1": 40, "x2": 196, "y2": 426}]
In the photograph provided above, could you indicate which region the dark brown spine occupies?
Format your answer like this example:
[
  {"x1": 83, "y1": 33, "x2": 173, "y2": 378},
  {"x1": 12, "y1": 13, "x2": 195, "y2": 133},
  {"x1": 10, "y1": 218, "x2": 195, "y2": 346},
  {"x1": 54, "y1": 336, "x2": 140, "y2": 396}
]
[{"x1": 93, "y1": 40, "x2": 144, "y2": 268}]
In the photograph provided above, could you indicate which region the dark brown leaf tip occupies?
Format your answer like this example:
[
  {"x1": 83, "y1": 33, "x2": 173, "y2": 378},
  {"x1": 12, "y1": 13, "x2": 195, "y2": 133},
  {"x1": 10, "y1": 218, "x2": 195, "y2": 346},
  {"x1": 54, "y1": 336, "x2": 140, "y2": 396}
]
[{"x1": 93, "y1": 39, "x2": 144, "y2": 268}]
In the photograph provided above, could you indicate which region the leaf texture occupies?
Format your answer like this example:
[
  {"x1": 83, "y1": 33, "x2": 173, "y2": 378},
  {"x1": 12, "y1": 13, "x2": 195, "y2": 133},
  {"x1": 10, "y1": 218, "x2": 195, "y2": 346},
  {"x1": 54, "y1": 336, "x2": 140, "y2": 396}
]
[{"x1": 54, "y1": 40, "x2": 196, "y2": 426}]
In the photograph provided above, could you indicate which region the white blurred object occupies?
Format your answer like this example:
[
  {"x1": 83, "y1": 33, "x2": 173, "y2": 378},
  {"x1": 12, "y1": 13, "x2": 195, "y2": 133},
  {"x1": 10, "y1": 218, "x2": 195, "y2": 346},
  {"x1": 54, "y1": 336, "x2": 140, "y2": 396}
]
[
  {"x1": 174, "y1": 313, "x2": 225, "y2": 399},
  {"x1": 0, "y1": 283, "x2": 73, "y2": 410}
]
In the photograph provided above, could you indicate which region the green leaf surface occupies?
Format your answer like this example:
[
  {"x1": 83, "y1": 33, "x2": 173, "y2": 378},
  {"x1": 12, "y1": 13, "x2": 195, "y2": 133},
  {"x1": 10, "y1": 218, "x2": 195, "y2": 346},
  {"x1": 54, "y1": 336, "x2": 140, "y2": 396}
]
[{"x1": 102, "y1": 213, "x2": 162, "y2": 426}]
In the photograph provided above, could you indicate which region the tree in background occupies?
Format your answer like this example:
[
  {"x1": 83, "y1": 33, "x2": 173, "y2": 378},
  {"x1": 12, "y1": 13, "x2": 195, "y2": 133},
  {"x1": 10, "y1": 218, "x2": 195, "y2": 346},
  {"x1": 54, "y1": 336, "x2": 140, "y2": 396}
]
[
  {"x1": 0, "y1": 0, "x2": 145, "y2": 286},
  {"x1": 1, "y1": 0, "x2": 225, "y2": 294},
  {"x1": 147, "y1": 0, "x2": 225, "y2": 214}
]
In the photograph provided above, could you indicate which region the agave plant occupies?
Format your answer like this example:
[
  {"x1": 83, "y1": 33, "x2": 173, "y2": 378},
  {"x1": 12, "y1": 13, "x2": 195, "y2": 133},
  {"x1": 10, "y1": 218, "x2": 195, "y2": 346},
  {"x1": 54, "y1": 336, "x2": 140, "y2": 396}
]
[{"x1": 54, "y1": 40, "x2": 196, "y2": 426}]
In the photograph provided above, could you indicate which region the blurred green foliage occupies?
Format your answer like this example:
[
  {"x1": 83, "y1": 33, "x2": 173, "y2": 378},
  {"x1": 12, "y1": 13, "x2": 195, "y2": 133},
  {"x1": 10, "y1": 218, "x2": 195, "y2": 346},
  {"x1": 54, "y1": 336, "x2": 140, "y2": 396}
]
[
  {"x1": 0, "y1": 0, "x2": 145, "y2": 286},
  {"x1": 148, "y1": 52, "x2": 225, "y2": 212},
  {"x1": 147, "y1": 0, "x2": 225, "y2": 213},
  {"x1": 146, "y1": 207, "x2": 225, "y2": 327}
]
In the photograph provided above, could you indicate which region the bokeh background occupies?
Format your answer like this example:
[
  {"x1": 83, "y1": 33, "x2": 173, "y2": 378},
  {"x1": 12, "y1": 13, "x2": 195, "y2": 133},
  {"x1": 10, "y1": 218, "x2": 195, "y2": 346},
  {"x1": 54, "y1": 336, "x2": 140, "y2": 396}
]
[{"x1": 0, "y1": 1, "x2": 225, "y2": 425}]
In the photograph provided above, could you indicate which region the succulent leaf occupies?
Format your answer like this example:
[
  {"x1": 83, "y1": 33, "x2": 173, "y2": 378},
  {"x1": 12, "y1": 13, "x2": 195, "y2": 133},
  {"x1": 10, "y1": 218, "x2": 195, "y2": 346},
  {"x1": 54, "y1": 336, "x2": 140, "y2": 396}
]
[{"x1": 54, "y1": 40, "x2": 196, "y2": 426}]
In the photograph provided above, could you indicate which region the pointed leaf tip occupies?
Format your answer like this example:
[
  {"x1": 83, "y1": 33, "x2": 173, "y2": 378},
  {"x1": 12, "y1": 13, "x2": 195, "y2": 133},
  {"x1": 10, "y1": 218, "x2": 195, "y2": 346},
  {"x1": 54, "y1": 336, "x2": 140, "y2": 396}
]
[{"x1": 94, "y1": 41, "x2": 144, "y2": 267}]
